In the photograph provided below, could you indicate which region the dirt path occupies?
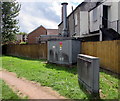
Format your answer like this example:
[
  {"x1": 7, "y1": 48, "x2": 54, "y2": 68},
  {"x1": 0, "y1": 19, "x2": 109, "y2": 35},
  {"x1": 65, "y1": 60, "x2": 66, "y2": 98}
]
[{"x1": 0, "y1": 70, "x2": 66, "y2": 99}]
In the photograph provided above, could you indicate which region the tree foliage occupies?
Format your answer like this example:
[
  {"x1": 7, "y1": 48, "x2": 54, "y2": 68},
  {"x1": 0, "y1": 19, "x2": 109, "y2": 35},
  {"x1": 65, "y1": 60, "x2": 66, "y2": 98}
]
[
  {"x1": 17, "y1": 32, "x2": 27, "y2": 35},
  {"x1": 2, "y1": 0, "x2": 21, "y2": 44}
]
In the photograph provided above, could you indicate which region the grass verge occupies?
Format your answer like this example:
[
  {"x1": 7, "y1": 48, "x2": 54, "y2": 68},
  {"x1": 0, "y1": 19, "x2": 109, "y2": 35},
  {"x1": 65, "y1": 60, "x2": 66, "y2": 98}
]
[
  {"x1": 0, "y1": 79, "x2": 20, "y2": 99},
  {"x1": 2, "y1": 55, "x2": 120, "y2": 99}
]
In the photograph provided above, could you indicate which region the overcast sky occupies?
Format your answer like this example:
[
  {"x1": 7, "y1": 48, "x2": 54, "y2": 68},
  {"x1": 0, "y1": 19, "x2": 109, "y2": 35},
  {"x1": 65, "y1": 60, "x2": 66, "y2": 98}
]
[{"x1": 17, "y1": 0, "x2": 84, "y2": 33}]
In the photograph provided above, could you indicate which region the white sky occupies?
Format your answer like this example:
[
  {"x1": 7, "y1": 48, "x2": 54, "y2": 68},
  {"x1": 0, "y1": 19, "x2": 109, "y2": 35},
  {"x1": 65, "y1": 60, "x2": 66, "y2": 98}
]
[{"x1": 16, "y1": 0, "x2": 84, "y2": 33}]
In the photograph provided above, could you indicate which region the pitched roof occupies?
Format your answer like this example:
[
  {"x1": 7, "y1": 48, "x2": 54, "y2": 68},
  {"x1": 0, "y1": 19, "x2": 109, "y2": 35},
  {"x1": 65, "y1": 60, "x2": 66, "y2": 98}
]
[{"x1": 29, "y1": 25, "x2": 46, "y2": 34}]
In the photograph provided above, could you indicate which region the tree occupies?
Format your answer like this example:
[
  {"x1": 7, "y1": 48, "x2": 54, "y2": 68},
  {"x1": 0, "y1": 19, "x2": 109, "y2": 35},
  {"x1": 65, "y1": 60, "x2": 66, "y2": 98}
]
[
  {"x1": 17, "y1": 32, "x2": 27, "y2": 35},
  {"x1": 2, "y1": 0, "x2": 21, "y2": 44}
]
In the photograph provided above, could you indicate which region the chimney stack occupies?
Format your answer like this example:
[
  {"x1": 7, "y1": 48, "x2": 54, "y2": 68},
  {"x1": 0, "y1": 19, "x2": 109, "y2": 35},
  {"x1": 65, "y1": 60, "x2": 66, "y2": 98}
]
[{"x1": 61, "y1": 2, "x2": 68, "y2": 37}]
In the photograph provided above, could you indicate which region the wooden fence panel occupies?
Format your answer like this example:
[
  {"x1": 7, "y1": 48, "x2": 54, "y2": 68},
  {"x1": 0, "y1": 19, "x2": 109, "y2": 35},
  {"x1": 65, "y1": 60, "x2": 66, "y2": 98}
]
[
  {"x1": 81, "y1": 40, "x2": 120, "y2": 74},
  {"x1": 4, "y1": 40, "x2": 120, "y2": 74},
  {"x1": 5, "y1": 44, "x2": 47, "y2": 59}
]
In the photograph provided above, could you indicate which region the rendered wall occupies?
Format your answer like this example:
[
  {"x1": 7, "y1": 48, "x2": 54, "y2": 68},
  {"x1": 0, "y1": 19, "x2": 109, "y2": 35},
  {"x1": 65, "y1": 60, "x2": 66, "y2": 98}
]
[{"x1": 58, "y1": 2, "x2": 97, "y2": 38}]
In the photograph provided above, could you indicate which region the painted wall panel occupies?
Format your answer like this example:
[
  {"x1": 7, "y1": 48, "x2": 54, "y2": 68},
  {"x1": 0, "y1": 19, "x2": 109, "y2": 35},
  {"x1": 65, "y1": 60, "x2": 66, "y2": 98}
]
[
  {"x1": 119, "y1": 1, "x2": 120, "y2": 20},
  {"x1": 79, "y1": 11, "x2": 89, "y2": 37},
  {"x1": 106, "y1": 2, "x2": 119, "y2": 31},
  {"x1": 89, "y1": 5, "x2": 102, "y2": 32},
  {"x1": 118, "y1": 1, "x2": 120, "y2": 34},
  {"x1": 108, "y1": 2, "x2": 118, "y2": 21}
]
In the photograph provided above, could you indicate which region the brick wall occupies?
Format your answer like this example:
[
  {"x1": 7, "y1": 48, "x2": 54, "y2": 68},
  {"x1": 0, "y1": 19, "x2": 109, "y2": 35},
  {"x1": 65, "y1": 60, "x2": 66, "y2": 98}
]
[{"x1": 28, "y1": 26, "x2": 47, "y2": 44}]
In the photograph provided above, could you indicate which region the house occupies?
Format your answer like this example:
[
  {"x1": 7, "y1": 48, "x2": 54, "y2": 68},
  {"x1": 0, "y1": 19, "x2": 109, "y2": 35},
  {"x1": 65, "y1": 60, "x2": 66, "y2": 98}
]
[
  {"x1": 27, "y1": 25, "x2": 58, "y2": 44},
  {"x1": 58, "y1": 0, "x2": 120, "y2": 41},
  {"x1": 89, "y1": 0, "x2": 120, "y2": 41},
  {"x1": 39, "y1": 29, "x2": 59, "y2": 43},
  {"x1": 16, "y1": 34, "x2": 28, "y2": 43}
]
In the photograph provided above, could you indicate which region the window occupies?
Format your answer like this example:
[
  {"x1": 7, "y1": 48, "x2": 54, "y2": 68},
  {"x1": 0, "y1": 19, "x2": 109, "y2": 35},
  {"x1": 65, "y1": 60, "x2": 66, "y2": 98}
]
[{"x1": 75, "y1": 13, "x2": 78, "y2": 25}]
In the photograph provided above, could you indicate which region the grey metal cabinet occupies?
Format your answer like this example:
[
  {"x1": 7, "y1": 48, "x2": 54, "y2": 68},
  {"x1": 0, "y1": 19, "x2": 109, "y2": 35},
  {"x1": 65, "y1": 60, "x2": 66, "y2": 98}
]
[
  {"x1": 48, "y1": 39, "x2": 80, "y2": 65},
  {"x1": 77, "y1": 54, "x2": 100, "y2": 94}
]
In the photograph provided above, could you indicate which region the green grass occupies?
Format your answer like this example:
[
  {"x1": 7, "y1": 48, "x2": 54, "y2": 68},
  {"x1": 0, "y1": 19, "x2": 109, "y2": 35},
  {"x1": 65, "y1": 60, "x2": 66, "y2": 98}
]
[
  {"x1": 0, "y1": 79, "x2": 20, "y2": 99},
  {"x1": 2, "y1": 55, "x2": 120, "y2": 100}
]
